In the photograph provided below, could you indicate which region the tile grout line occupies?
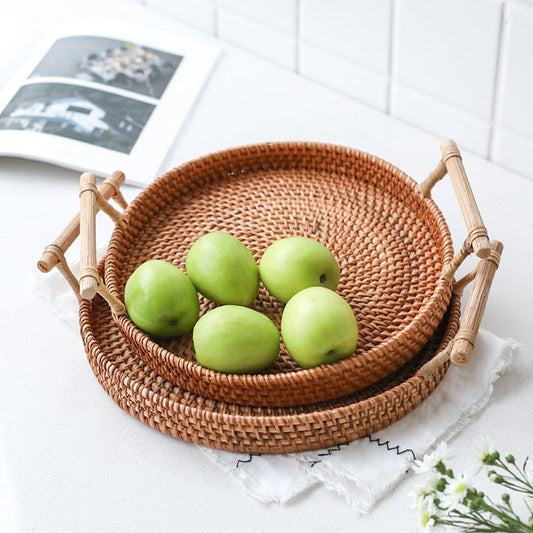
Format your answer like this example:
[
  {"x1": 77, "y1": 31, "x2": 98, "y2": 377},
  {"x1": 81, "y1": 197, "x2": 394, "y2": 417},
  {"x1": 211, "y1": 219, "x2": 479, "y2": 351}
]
[
  {"x1": 295, "y1": 0, "x2": 301, "y2": 74},
  {"x1": 213, "y1": 0, "x2": 220, "y2": 39},
  {"x1": 487, "y1": 1, "x2": 508, "y2": 163},
  {"x1": 386, "y1": 0, "x2": 397, "y2": 116}
]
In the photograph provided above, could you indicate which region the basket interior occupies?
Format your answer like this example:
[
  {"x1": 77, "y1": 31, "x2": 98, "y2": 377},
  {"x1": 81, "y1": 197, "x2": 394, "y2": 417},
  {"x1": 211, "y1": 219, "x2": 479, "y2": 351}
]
[{"x1": 103, "y1": 142, "x2": 454, "y2": 406}]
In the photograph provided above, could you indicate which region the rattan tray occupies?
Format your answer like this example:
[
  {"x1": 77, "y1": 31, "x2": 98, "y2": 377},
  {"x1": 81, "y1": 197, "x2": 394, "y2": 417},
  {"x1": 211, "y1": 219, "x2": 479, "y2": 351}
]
[
  {"x1": 79, "y1": 268, "x2": 461, "y2": 453},
  {"x1": 38, "y1": 140, "x2": 502, "y2": 416}
]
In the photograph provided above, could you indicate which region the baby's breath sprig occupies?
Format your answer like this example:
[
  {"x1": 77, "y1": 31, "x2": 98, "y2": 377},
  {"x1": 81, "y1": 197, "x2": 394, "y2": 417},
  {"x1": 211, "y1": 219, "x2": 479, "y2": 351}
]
[{"x1": 411, "y1": 440, "x2": 533, "y2": 532}]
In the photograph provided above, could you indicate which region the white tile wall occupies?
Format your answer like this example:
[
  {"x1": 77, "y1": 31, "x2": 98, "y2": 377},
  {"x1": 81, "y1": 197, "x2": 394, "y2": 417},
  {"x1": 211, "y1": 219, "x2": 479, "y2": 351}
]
[
  {"x1": 391, "y1": 85, "x2": 493, "y2": 155},
  {"x1": 491, "y1": 1, "x2": 533, "y2": 178},
  {"x1": 147, "y1": 0, "x2": 216, "y2": 34},
  {"x1": 217, "y1": 8, "x2": 297, "y2": 69},
  {"x1": 144, "y1": 0, "x2": 533, "y2": 182},
  {"x1": 391, "y1": 0, "x2": 502, "y2": 155},
  {"x1": 218, "y1": 0, "x2": 297, "y2": 36},
  {"x1": 299, "y1": 0, "x2": 391, "y2": 111},
  {"x1": 300, "y1": 43, "x2": 390, "y2": 110},
  {"x1": 300, "y1": 0, "x2": 392, "y2": 75},
  {"x1": 393, "y1": 0, "x2": 502, "y2": 120}
]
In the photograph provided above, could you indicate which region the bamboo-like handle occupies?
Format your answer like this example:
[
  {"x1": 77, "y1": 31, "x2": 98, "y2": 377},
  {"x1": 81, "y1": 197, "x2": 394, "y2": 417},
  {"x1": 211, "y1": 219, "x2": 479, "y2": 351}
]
[
  {"x1": 79, "y1": 173, "x2": 99, "y2": 300},
  {"x1": 37, "y1": 170, "x2": 126, "y2": 273},
  {"x1": 417, "y1": 240, "x2": 503, "y2": 379},
  {"x1": 440, "y1": 140, "x2": 491, "y2": 259},
  {"x1": 419, "y1": 159, "x2": 446, "y2": 198},
  {"x1": 449, "y1": 240, "x2": 503, "y2": 365}
]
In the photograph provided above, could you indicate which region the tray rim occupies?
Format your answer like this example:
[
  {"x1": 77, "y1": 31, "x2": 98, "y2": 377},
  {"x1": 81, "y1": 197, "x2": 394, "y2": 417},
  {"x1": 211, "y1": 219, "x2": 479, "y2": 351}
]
[{"x1": 102, "y1": 141, "x2": 456, "y2": 407}]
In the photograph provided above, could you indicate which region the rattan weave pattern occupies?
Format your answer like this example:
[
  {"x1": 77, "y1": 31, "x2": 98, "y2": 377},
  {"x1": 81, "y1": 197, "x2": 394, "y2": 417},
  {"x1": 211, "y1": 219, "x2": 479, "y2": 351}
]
[
  {"x1": 79, "y1": 286, "x2": 460, "y2": 454},
  {"x1": 103, "y1": 142, "x2": 455, "y2": 407}
]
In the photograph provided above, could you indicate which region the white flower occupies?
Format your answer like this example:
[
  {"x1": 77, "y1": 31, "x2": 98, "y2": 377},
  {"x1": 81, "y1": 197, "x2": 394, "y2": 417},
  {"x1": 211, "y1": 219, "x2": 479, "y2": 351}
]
[
  {"x1": 413, "y1": 442, "x2": 449, "y2": 474},
  {"x1": 410, "y1": 475, "x2": 440, "y2": 510},
  {"x1": 442, "y1": 472, "x2": 471, "y2": 507},
  {"x1": 477, "y1": 436, "x2": 496, "y2": 463},
  {"x1": 419, "y1": 499, "x2": 444, "y2": 532}
]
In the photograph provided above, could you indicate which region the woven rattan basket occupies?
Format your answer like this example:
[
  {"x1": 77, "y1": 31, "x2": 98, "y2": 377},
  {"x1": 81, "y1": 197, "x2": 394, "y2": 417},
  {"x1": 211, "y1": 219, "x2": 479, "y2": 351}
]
[
  {"x1": 39, "y1": 140, "x2": 502, "y2": 427},
  {"x1": 79, "y1": 266, "x2": 461, "y2": 453}
]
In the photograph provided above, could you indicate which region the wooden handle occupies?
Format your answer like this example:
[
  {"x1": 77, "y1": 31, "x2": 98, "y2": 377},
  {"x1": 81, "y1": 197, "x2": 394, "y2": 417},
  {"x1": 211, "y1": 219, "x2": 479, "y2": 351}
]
[
  {"x1": 417, "y1": 240, "x2": 503, "y2": 379},
  {"x1": 450, "y1": 240, "x2": 503, "y2": 365},
  {"x1": 37, "y1": 170, "x2": 126, "y2": 273},
  {"x1": 79, "y1": 173, "x2": 100, "y2": 300},
  {"x1": 440, "y1": 140, "x2": 491, "y2": 259}
]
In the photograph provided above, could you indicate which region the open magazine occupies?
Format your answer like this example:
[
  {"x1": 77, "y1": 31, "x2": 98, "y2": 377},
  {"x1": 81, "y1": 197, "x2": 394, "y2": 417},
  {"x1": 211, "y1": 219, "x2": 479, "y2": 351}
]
[{"x1": 0, "y1": 18, "x2": 220, "y2": 187}]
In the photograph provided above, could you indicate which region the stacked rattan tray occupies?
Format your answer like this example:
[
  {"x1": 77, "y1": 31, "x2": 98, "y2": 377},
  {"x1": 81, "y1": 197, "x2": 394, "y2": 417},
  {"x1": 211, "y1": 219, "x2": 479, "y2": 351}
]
[{"x1": 38, "y1": 140, "x2": 502, "y2": 453}]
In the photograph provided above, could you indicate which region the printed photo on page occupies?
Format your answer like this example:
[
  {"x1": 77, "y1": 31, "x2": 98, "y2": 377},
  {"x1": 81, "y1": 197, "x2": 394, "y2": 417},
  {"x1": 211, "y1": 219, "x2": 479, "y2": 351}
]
[{"x1": 0, "y1": 18, "x2": 220, "y2": 187}]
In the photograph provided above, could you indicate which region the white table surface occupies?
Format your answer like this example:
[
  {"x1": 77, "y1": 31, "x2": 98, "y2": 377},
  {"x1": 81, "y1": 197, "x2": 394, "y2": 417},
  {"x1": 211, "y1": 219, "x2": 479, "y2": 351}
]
[{"x1": 1, "y1": 1, "x2": 532, "y2": 532}]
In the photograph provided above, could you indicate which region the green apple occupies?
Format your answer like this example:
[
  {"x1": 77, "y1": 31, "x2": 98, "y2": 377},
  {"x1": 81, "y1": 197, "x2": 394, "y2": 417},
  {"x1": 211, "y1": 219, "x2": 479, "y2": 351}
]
[
  {"x1": 259, "y1": 236, "x2": 340, "y2": 303},
  {"x1": 281, "y1": 286, "x2": 358, "y2": 369},
  {"x1": 124, "y1": 259, "x2": 199, "y2": 338},
  {"x1": 193, "y1": 305, "x2": 280, "y2": 374},
  {"x1": 186, "y1": 232, "x2": 259, "y2": 306}
]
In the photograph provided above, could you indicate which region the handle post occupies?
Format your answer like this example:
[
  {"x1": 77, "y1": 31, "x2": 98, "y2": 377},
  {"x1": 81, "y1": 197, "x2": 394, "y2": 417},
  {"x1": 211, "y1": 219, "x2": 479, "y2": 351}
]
[
  {"x1": 440, "y1": 140, "x2": 491, "y2": 258},
  {"x1": 79, "y1": 173, "x2": 100, "y2": 300},
  {"x1": 418, "y1": 241, "x2": 503, "y2": 378},
  {"x1": 450, "y1": 240, "x2": 503, "y2": 365},
  {"x1": 419, "y1": 159, "x2": 447, "y2": 198}
]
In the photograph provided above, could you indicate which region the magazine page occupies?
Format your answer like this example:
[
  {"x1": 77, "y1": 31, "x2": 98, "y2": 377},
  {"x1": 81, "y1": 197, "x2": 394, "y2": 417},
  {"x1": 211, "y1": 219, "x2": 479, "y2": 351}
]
[{"x1": 0, "y1": 18, "x2": 220, "y2": 187}]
